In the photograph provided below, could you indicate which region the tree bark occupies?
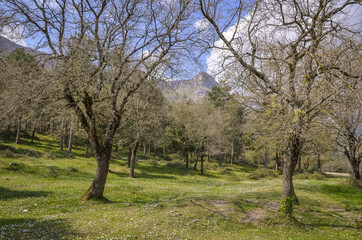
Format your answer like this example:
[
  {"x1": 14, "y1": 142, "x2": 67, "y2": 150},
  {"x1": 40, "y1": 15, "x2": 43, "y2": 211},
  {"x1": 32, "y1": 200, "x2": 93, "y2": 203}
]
[
  {"x1": 60, "y1": 117, "x2": 65, "y2": 150},
  {"x1": 193, "y1": 156, "x2": 198, "y2": 170},
  {"x1": 343, "y1": 143, "x2": 361, "y2": 180},
  {"x1": 15, "y1": 115, "x2": 22, "y2": 144},
  {"x1": 317, "y1": 151, "x2": 321, "y2": 172},
  {"x1": 200, "y1": 153, "x2": 204, "y2": 175},
  {"x1": 31, "y1": 125, "x2": 36, "y2": 144},
  {"x1": 230, "y1": 143, "x2": 234, "y2": 164},
  {"x1": 129, "y1": 141, "x2": 139, "y2": 178},
  {"x1": 85, "y1": 140, "x2": 90, "y2": 158},
  {"x1": 83, "y1": 150, "x2": 111, "y2": 200},
  {"x1": 279, "y1": 133, "x2": 302, "y2": 214},
  {"x1": 67, "y1": 118, "x2": 74, "y2": 156},
  {"x1": 297, "y1": 153, "x2": 301, "y2": 172},
  {"x1": 143, "y1": 143, "x2": 147, "y2": 155},
  {"x1": 127, "y1": 147, "x2": 132, "y2": 168},
  {"x1": 349, "y1": 158, "x2": 361, "y2": 180},
  {"x1": 185, "y1": 151, "x2": 189, "y2": 169},
  {"x1": 218, "y1": 154, "x2": 222, "y2": 167},
  {"x1": 275, "y1": 151, "x2": 280, "y2": 170}
]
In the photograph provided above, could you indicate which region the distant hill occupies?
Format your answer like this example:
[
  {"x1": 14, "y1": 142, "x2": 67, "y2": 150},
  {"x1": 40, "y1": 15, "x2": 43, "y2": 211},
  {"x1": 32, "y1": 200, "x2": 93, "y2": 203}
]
[
  {"x1": 160, "y1": 72, "x2": 218, "y2": 102},
  {"x1": 0, "y1": 35, "x2": 41, "y2": 56}
]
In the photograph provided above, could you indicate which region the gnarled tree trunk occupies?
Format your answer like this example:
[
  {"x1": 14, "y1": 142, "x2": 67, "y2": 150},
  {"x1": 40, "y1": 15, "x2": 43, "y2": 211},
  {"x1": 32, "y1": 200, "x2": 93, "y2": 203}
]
[
  {"x1": 279, "y1": 132, "x2": 302, "y2": 214},
  {"x1": 83, "y1": 150, "x2": 111, "y2": 200},
  {"x1": 348, "y1": 158, "x2": 361, "y2": 180}
]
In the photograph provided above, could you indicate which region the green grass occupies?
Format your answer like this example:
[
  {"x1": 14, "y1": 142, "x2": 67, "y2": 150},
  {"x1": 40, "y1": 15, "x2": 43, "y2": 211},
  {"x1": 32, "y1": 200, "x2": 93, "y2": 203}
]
[{"x1": 0, "y1": 132, "x2": 361, "y2": 239}]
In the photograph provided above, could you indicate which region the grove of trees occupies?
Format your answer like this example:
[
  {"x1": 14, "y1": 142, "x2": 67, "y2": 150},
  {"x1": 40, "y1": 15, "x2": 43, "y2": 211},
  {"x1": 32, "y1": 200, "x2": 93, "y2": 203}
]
[{"x1": 0, "y1": 0, "x2": 360, "y2": 215}]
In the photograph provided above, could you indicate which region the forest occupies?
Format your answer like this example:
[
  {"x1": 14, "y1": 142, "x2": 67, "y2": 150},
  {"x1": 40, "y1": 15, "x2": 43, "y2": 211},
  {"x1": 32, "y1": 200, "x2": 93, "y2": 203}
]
[{"x1": 0, "y1": 0, "x2": 361, "y2": 239}]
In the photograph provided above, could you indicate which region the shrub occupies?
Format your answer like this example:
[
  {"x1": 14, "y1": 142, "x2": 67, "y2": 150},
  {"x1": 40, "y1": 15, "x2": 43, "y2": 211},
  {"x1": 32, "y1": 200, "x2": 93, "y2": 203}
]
[{"x1": 247, "y1": 168, "x2": 278, "y2": 180}]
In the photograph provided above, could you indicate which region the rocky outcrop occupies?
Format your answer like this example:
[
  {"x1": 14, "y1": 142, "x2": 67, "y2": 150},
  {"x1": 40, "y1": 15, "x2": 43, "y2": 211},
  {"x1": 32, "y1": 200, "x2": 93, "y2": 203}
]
[{"x1": 160, "y1": 72, "x2": 218, "y2": 101}]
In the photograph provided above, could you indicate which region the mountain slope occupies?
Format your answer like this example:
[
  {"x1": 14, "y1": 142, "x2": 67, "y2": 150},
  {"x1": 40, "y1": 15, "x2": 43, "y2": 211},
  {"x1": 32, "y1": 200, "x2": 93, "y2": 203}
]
[
  {"x1": 160, "y1": 72, "x2": 218, "y2": 102},
  {"x1": 0, "y1": 35, "x2": 40, "y2": 56}
]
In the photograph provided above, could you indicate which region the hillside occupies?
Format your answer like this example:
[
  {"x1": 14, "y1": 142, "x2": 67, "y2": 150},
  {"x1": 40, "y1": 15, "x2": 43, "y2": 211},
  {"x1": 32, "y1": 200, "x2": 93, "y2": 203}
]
[
  {"x1": 160, "y1": 72, "x2": 218, "y2": 102},
  {"x1": 0, "y1": 35, "x2": 41, "y2": 56}
]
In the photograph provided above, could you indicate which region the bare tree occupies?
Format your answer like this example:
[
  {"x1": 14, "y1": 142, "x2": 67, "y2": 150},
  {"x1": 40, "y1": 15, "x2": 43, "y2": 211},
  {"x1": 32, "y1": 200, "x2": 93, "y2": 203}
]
[
  {"x1": 199, "y1": 0, "x2": 361, "y2": 214},
  {"x1": 4, "y1": 0, "x2": 196, "y2": 199}
]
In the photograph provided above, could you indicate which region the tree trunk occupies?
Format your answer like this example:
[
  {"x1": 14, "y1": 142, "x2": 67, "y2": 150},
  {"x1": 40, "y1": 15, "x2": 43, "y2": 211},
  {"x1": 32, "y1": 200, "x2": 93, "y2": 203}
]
[
  {"x1": 200, "y1": 153, "x2": 204, "y2": 175},
  {"x1": 193, "y1": 156, "x2": 198, "y2": 170},
  {"x1": 163, "y1": 145, "x2": 166, "y2": 157},
  {"x1": 67, "y1": 118, "x2": 74, "y2": 156},
  {"x1": 127, "y1": 147, "x2": 132, "y2": 168},
  {"x1": 207, "y1": 152, "x2": 209, "y2": 162},
  {"x1": 230, "y1": 143, "x2": 234, "y2": 164},
  {"x1": 275, "y1": 151, "x2": 280, "y2": 170},
  {"x1": 85, "y1": 140, "x2": 90, "y2": 158},
  {"x1": 129, "y1": 141, "x2": 139, "y2": 178},
  {"x1": 64, "y1": 122, "x2": 68, "y2": 147},
  {"x1": 347, "y1": 157, "x2": 361, "y2": 180},
  {"x1": 218, "y1": 154, "x2": 222, "y2": 167},
  {"x1": 31, "y1": 125, "x2": 36, "y2": 144},
  {"x1": 83, "y1": 151, "x2": 111, "y2": 200},
  {"x1": 60, "y1": 118, "x2": 65, "y2": 150},
  {"x1": 143, "y1": 143, "x2": 147, "y2": 155},
  {"x1": 297, "y1": 153, "x2": 301, "y2": 172},
  {"x1": 264, "y1": 151, "x2": 268, "y2": 168},
  {"x1": 15, "y1": 115, "x2": 22, "y2": 144},
  {"x1": 185, "y1": 151, "x2": 189, "y2": 169},
  {"x1": 317, "y1": 151, "x2": 321, "y2": 172},
  {"x1": 279, "y1": 133, "x2": 302, "y2": 214}
]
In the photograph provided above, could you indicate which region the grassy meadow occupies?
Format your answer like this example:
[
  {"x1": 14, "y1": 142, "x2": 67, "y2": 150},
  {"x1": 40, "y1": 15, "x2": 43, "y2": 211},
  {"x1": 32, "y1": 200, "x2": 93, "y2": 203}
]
[{"x1": 0, "y1": 132, "x2": 361, "y2": 240}]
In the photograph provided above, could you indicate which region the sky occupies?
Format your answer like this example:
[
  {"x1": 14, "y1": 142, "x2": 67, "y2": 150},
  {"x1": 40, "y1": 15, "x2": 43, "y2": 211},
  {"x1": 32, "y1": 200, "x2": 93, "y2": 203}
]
[
  {"x1": 205, "y1": 1, "x2": 362, "y2": 81},
  {"x1": 1, "y1": 0, "x2": 361, "y2": 81}
]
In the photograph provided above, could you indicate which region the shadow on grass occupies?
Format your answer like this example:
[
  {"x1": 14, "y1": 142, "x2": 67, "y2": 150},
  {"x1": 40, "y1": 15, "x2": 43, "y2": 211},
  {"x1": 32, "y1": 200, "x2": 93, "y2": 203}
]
[
  {"x1": 0, "y1": 144, "x2": 43, "y2": 157},
  {"x1": 3, "y1": 162, "x2": 93, "y2": 179},
  {"x1": 137, "y1": 163, "x2": 219, "y2": 178},
  {"x1": 0, "y1": 186, "x2": 50, "y2": 200},
  {"x1": 296, "y1": 182, "x2": 362, "y2": 206},
  {"x1": 289, "y1": 215, "x2": 361, "y2": 230},
  {"x1": 0, "y1": 218, "x2": 79, "y2": 239},
  {"x1": 108, "y1": 169, "x2": 177, "y2": 180}
]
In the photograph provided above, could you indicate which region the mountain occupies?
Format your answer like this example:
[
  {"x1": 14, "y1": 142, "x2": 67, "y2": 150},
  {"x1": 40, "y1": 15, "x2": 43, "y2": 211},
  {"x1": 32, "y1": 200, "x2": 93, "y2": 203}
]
[
  {"x1": 0, "y1": 35, "x2": 40, "y2": 56},
  {"x1": 160, "y1": 72, "x2": 218, "y2": 102}
]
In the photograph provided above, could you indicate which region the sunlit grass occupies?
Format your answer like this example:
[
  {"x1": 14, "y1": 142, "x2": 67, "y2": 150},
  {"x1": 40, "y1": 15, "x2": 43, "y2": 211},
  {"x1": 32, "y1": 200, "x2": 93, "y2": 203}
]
[{"x1": 0, "y1": 132, "x2": 361, "y2": 239}]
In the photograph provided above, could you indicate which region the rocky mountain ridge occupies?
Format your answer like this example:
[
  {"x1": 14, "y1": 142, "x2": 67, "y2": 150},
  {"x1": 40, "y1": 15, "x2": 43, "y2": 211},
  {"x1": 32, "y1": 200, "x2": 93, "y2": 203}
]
[
  {"x1": 0, "y1": 35, "x2": 40, "y2": 56},
  {"x1": 160, "y1": 72, "x2": 218, "y2": 101}
]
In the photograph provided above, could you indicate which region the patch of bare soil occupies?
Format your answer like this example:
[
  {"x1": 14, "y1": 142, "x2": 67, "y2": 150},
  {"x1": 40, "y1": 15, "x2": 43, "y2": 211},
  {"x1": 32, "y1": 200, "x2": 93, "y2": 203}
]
[{"x1": 240, "y1": 209, "x2": 268, "y2": 223}]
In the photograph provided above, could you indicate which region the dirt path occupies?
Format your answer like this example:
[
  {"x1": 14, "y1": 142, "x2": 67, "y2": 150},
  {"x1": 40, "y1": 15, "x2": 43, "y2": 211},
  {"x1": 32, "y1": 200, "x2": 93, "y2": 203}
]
[{"x1": 323, "y1": 172, "x2": 350, "y2": 177}]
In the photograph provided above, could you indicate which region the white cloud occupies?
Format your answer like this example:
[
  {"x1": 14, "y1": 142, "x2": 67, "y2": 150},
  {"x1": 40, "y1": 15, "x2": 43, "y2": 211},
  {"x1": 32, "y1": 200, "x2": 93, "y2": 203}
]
[
  {"x1": 206, "y1": 0, "x2": 362, "y2": 82},
  {"x1": 0, "y1": 25, "x2": 27, "y2": 47},
  {"x1": 194, "y1": 18, "x2": 210, "y2": 31}
]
